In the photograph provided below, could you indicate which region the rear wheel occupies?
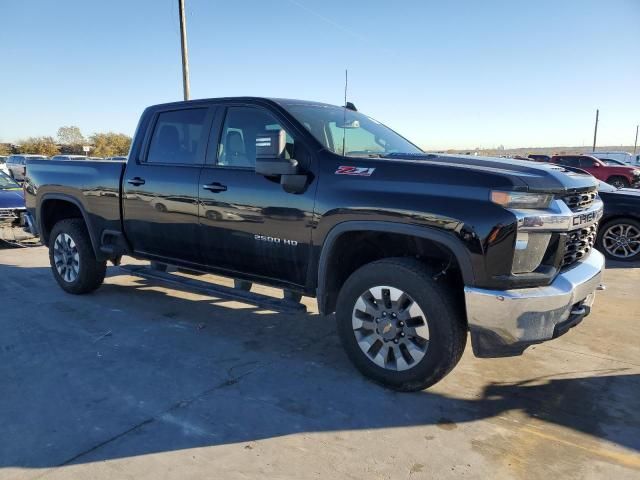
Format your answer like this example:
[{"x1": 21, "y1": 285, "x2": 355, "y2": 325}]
[
  {"x1": 336, "y1": 257, "x2": 466, "y2": 391},
  {"x1": 607, "y1": 176, "x2": 630, "y2": 188},
  {"x1": 49, "y1": 219, "x2": 106, "y2": 294}
]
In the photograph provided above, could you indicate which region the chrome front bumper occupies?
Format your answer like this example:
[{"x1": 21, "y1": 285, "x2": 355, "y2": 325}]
[{"x1": 464, "y1": 249, "x2": 605, "y2": 358}]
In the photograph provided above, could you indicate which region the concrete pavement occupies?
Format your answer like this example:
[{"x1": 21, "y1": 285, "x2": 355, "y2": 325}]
[{"x1": 1, "y1": 246, "x2": 639, "y2": 479}]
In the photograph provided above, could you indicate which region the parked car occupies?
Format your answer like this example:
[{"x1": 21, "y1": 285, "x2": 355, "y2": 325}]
[
  {"x1": 24, "y1": 97, "x2": 604, "y2": 391},
  {"x1": 599, "y1": 158, "x2": 632, "y2": 167},
  {"x1": 527, "y1": 154, "x2": 551, "y2": 162},
  {"x1": 596, "y1": 181, "x2": 640, "y2": 261},
  {"x1": 551, "y1": 154, "x2": 640, "y2": 188},
  {"x1": 0, "y1": 171, "x2": 27, "y2": 231},
  {"x1": 6, "y1": 154, "x2": 48, "y2": 181},
  {"x1": 50, "y1": 155, "x2": 88, "y2": 161},
  {"x1": 0, "y1": 156, "x2": 9, "y2": 176},
  {"x1": 590, "y1": 151, "x2": 634, "y2": 165}
]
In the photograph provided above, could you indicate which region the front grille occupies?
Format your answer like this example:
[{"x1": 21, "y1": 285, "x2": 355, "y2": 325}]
[
  {"x1": 562, "y1": 190, "x2": 597, "y2": 212},
  {"x1": 0, "y1": 209, "x2": 19, "y2": 220},
  {"x1": 0, "y1": 208, "x2": 24, "y2": 224},
  {"x1": 563, "y1": 223, "x2": 597, "y2": 268}
]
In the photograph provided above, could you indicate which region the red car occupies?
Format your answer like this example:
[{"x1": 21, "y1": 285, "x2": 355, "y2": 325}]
[{"x1": 551, "y1": 155, "x2": 640, "y2": 188}]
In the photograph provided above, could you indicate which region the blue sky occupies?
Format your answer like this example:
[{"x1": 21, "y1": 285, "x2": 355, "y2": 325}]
[{"x1": 1, "y1": 0, "x2": 638, "y2": 149}]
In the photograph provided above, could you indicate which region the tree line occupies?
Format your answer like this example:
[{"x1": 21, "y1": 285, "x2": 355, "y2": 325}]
[{"x1": 0, "y1": 126, "x2": 131, "y2": 158}]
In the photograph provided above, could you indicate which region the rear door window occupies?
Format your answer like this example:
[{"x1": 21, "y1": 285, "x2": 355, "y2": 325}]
[{"x1": 146, "y1": 108, "x2": 208, "y2": 165}]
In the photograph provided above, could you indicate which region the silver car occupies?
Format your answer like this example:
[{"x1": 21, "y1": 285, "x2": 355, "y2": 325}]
[{"x1": 6, "y1": 154, "x2": 48, "y2": 181}]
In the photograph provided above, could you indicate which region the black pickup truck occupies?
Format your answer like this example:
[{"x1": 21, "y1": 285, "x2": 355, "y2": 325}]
[{"x1": 24, "y1": 97, "x2": 605, "y2": 391}]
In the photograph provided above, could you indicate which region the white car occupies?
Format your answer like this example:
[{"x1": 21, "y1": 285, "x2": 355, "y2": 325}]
[
  {"x1": 0, "y1": 156, "x2": 8, "y2": 176},
  {"x1": 591, "y1": 151, "x2": 635, "y2": 165}
]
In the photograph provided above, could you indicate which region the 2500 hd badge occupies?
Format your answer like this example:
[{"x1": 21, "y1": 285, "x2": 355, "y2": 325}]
[{"x1": 255, "y1": 234, "x2": 298, "y2": 246}]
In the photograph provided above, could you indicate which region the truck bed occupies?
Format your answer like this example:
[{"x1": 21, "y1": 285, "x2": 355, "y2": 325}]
[{"x1": 25, "y1": 158, "x2": 126, "y2": 244}]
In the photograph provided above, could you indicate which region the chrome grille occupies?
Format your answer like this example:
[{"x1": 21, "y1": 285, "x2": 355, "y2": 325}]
[
  {"x1": 562, "y1": 190, "x2": 597, "y2": 212},
  {"x1": 563, "y1": 223, "x2": 597, "y2": 268},
  {"x1": 0, "y1": 209, "x2": 19, "y2": 219}
]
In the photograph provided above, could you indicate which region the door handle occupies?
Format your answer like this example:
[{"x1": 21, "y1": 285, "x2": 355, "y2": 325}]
[
  {"x1": 127, "y1": 177, "x2": 146, "y2": 186},
  {"x1": 202, "y1": 182, "x2": 227, "y2": 193}
]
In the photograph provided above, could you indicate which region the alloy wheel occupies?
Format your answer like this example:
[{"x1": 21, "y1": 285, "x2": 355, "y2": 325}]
[
  {"x1": 352, "y1": 286, "x2": 429, "y2": 371},
  {"x1": 53, "y1": 233, "x2": 80, "y2": 282},
  {"x1": 602, "y1": 223, "x2": 640, "y2": 259}
]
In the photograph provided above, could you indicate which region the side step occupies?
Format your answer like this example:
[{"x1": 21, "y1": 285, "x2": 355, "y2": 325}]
[{"x1": 119, "y1": 265, "x2": 307, "y2": 314}]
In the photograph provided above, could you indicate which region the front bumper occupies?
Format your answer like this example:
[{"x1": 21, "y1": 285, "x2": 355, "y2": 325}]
[{"x1": 464, "y1": 249, "x2": 605, "y2": 358}]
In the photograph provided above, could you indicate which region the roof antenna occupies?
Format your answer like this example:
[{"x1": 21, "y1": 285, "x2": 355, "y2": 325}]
[{"x1": 342, "y1": 69, "x2": 348, "y2": 156}]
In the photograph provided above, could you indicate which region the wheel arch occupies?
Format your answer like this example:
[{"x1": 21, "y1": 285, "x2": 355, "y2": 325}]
[
  {"x1": 39, "y1": 194, "x2": 101, "y2": 258},
  {"x1": 316, "y1": 221, "x2": 475, "y2": 315}
]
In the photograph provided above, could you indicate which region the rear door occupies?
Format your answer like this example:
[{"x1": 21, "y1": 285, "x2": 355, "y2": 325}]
[
  {"x1": 198, "y1": 104, "x2": 316, "y2": 286},
  {"x1": 122, "y1": 105, "x2": 215, "y2": 265}
]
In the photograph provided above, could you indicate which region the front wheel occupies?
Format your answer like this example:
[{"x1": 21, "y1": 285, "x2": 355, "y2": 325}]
[
  {"x1": 597, "y1": 218, "x2": 640, "y2": 261},
  {"x1": 336, "y1": 257, "x2": 467, "y2": 391},
  {"x1": 49, "y1": 219, "x2": 106, "y2": 294},
  {"x1": 607, "y1": 176, "x2": 630, "y2": 189}
]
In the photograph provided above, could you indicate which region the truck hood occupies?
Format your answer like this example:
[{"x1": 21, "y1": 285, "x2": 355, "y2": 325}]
[
  {"x1": 382, "y1": 153, "x2": 598, "y2": 193},
  {"x1": 603, "y1": 165, "x2": 639, "y2": 173},
  {"x1": 0, "y1": 188, "x2": 25, "y2": 209}
]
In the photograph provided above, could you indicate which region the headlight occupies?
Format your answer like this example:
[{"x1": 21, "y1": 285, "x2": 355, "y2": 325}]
[{"x1": 490, "y1": 191, "x2": 553, "y2": 209}]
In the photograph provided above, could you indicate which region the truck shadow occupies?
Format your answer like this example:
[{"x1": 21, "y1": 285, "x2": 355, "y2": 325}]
[{"x1": 0, "y1": 263, "x2": 638, "y2": 471}]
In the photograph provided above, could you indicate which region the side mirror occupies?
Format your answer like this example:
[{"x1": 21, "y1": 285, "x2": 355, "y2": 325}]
[
  {"x1": 255, "y1": 130, "x2": 309, "y2": 194},
  {"x1": 255, "y1": 130, "x2": 298, "y2": 176},
  {"x1": 593, "y1": 162, "x2": 600, "y2": 168}
]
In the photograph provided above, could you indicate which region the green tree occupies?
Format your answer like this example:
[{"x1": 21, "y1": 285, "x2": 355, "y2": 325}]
[
  {"x1": 17, "y1": 137, "x2": 60, "y2": 157},
  {"x1": 57, "y1": 126, "x2": 85, "y2": 145},
  {"x1": 89, "y1": 132, "x2": 131, "y2": 158},
  {"x1": 0, "y1": 143, "x2": 12, "y2": 156}
]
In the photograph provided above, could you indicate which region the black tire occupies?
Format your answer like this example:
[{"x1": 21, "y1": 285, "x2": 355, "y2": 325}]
[
  {"x1": 607, "y1": 176, "x2": 630, "y2": 188},
  {"x1": 48, "y1": 219, "x2": 106, "y2": 294},
  {"x1": 596, "y1": 217, "x2": 640, "y2": 261},
  {"x1": 336, "y1": 257, "x2": 467, "y2": 391}
]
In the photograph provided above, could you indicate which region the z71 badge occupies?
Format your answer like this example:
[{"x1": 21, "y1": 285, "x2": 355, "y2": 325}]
[{"x1": 335, "y1": 166, "x2": 376, "y2": 176}]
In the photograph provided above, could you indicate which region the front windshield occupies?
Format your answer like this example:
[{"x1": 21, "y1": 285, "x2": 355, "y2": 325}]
[
  {"x1": 0, "y1": 172, "x2": 21, "y2": 189},
  {"x1": 602, "y1": 159, "x2": 623, "y2": 166},
  {"x1": 281, "y1": 103, "x2": 422, "y2": 157}
]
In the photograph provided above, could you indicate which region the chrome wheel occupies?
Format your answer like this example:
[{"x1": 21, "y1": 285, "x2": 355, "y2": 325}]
[
  {"x1": 53, "y1": 233, "x2": 80, "y2": 283},
  {"x1": 602, "y1": 223, "x2": 640, "y2": 259},
  {"x1": 352, "y1": 286, "x2": 429, "y2": 371}
]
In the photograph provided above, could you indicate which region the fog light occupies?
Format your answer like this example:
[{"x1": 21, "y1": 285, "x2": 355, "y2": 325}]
[{"x1": 512, "y1": 232, "x2": 551, "y2": 273}]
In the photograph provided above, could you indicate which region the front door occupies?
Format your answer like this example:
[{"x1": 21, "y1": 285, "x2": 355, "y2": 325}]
[
  {"x1": 198, "y1": 105, "x2": 315, "y2": 286},
  {"x1": 123, "y1": 106, "x2": 214, "y2": 265}
]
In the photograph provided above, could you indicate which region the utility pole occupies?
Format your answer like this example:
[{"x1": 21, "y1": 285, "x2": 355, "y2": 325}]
[
  {"x1": 634, "y1": 124, "x2": 638, "y2": 155},
  {"x1": 592, "y1": 109, "x2": 599, "y2": 152},
  {"x1": 178, "y1": 0, "x2": 191, "y2": 101}
]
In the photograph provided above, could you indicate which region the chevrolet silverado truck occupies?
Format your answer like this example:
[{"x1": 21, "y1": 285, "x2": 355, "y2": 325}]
[{"x1": 24, "y1": 97, "x2": 605, "y2": 391}]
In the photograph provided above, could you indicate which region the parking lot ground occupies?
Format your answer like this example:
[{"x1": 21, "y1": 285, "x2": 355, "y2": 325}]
[{"x1": 1, "y1": 245, "x2": 639, "y2": 480}]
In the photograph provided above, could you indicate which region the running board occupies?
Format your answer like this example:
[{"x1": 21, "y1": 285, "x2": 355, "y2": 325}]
[{"x1": 119, "y1": 265, "x2": 307, "y2": 314}]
